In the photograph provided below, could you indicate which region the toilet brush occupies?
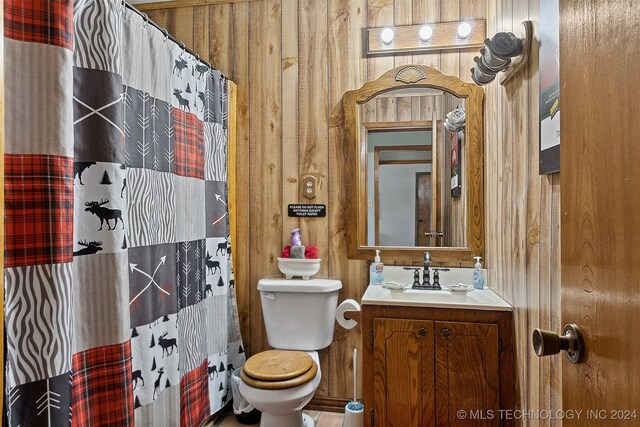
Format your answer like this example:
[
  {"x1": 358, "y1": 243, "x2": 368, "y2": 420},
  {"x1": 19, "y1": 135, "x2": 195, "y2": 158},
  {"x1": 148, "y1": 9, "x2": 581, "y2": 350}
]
[{"x1": 343, "y1": 348, "x2": 363, "y2": 427}]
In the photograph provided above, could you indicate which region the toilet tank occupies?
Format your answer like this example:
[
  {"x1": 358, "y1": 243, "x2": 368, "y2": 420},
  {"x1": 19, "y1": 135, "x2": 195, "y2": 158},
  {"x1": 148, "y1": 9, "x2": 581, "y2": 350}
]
[{"x1": 257, "y1": 278, "x2": 342, "y2": 351}]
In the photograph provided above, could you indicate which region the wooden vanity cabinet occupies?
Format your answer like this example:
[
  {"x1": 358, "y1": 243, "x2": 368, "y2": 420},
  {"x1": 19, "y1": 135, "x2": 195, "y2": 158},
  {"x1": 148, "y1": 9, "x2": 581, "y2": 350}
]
[{"x1": 362, "y1": 304, "x2": 514, "y2": 427}]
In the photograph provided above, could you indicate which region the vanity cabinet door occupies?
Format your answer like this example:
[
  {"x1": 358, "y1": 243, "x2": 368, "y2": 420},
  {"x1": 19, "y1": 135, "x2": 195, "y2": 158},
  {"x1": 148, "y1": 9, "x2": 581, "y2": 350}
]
[
  {"x1": 434, "y1": 322, "x2": 500, "y2": 427},
  {"x1": 373, "y1": 318, "x2": 436, "y2": 427}
]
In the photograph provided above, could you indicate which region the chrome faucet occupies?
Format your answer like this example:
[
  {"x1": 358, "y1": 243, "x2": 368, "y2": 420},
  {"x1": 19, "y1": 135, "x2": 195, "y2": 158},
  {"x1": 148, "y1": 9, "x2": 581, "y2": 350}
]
[
  {"x1": 403, "y1": 252, "x2": 432, "y2": 289},
  {"x1": 404, "y1": 251, "x2": 446, "y2": 290},
  {"x1": 422, "y1": 251, "x2": 431, "y2": 287}
]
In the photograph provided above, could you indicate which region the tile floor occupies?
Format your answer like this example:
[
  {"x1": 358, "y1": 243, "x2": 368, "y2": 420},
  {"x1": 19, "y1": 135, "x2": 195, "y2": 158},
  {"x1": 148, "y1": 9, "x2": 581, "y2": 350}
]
[{"x1": 206, "y1": 410, "x2": 344, "y2": 427}]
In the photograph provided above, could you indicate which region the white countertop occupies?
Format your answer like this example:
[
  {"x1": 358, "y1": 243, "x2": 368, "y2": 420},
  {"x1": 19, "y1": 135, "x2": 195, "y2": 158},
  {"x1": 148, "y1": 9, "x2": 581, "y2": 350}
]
[{"x1": 361, "y1": 284, "x2": 513, "y2": 311}]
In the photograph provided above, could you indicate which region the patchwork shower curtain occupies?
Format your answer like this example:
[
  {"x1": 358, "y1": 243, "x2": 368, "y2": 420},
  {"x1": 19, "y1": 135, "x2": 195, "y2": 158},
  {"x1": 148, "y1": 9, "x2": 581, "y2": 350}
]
[{"x1": 4, "y1": 0, "x2": 244, "y2": 425}]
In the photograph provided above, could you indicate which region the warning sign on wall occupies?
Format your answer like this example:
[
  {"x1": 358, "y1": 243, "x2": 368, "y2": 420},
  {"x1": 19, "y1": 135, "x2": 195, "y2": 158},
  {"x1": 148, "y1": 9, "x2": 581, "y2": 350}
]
[{"x1": 287, "y1": 204, "x2": 326, "y2": 218}]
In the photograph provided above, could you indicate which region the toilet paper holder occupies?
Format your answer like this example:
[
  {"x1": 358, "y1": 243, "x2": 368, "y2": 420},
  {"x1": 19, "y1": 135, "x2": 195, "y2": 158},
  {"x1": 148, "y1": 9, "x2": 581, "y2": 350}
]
[{"x1": 336, "y1": 299, "x2": 362, "y2": 330}]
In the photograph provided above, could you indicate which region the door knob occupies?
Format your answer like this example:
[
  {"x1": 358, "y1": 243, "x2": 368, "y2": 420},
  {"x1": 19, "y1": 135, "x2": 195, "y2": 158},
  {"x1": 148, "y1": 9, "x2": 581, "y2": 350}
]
[
  {"x1": 532, "y1": 323, "x2": 585, "y2": 363},
  {"x1": 418, "y1": 327, "x2": 427, "y2": 336}
]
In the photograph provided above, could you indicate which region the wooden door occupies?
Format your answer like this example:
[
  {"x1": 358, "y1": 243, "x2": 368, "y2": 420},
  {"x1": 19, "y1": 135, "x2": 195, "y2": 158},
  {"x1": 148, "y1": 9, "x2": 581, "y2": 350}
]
[
  {"x1": 415, "y1": 172, "x2": 432, "y2": 246},
  {"x1": 560, "y1": 1, "x2": 640, "y2": 424},
  {"x1": 434, "y1": 322, "x2": 499, "y2": 427},
  {"x1": 373, "y1": 318, "x2": 435, "y2": 427}
]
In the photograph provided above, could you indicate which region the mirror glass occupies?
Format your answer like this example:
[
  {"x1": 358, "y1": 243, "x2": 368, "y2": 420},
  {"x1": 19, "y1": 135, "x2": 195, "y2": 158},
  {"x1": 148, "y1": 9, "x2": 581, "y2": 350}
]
[
  {"x1": 360, "y1": 89, "x2": 467, "y2": 248},
  {"x1": 343, "y1": 65, "x2": 484, "y2": 265}
]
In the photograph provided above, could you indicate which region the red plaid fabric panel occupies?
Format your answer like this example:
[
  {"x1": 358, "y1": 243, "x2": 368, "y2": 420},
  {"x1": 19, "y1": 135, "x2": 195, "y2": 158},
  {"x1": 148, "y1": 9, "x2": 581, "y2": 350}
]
[
  {"x1": 5, "y1": 154, "x2": 74, "y2": 268},
  {"x1": 4, "y1": 0, "x2": 73, "y2": 50},
  {"x1": 173, "y1": 109, "x2": 205, "y2": 179},
  {"x1": 71, "y1": 341, "x2": 134, "y2": 427},
  {"x1": 180, "y1": 360, "x2": 210, "y2": 427}
]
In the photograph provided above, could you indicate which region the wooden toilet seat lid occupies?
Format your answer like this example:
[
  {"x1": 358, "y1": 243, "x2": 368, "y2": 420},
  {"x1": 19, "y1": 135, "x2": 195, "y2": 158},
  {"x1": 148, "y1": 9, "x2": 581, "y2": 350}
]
[{"x1": 240, "y1": 350, "x2": 318, "y2": 390}]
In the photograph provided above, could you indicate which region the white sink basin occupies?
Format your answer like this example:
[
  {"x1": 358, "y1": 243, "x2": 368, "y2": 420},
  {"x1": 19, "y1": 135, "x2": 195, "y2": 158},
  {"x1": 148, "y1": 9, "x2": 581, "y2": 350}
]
[{"x1": 361, "y1": 284, "x2": 512, "y2": 311}]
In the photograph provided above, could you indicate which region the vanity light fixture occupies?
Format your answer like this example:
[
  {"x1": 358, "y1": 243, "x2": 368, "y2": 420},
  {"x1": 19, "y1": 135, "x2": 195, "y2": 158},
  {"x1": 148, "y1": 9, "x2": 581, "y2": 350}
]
[
  {"x1": 367, "y1": 20, "x2": 485, "y2": 55},
  {"x1": 419, "y1": 25, "x2": 433, "y2": 42},
  {"x1": 380, "y1": 28, "x2": 395, "y2": 45},
  {"x1": 457, "y1": 22, "x2": 472, "y2": 39}
]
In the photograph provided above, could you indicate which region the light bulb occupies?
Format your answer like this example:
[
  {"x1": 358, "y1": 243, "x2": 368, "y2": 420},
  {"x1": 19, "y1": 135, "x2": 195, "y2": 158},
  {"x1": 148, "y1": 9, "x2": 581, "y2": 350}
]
[
  {"x1": 381, "y1": 28, "x2": 394, "y2": 45},
  {"x1": 457, "y1": 22, "x2": 472, "y2": 39},
  {"x1": 419, "y1": 25, "x2": 433, "y2": 42}
]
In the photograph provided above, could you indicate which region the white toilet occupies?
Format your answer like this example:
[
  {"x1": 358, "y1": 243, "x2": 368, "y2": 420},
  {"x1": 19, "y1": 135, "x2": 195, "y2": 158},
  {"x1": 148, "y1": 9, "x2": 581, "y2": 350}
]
[{"x1": 238, "y1": 278, "x2": 342, "y2": 427}]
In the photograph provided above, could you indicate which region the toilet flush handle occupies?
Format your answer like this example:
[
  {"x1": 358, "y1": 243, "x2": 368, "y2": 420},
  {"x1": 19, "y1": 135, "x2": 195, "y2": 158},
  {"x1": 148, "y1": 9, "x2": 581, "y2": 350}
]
[{"x1": 262, "y1": 292, "x2": 276, "y2": 300}]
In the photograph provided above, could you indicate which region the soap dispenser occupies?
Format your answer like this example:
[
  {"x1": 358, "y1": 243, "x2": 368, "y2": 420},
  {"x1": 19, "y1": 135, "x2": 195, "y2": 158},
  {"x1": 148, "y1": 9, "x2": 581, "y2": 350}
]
[
  {"x1": 370, "y1": 250, "x2": 384, "y2": 285},
  {"x1": 472, "y1": 256, "x2": 485, "y2": 289}
]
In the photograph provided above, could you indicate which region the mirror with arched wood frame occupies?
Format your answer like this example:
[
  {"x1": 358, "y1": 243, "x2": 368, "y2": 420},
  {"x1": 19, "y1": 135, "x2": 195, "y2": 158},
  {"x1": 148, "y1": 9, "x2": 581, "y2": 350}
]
[{"x1": 342, "y1": 65, "x2": 484, "y2": 266}]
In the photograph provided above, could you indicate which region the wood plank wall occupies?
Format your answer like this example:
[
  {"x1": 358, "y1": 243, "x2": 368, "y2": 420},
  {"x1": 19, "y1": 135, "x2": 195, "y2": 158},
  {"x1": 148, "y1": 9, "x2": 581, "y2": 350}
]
[
  {"x1": 143, "y1": 0, "x2": 562, "y2": 417},
  {"x1": 484, "y1": 0, "x2": 562, "y2": 425},
  {"x1": 363, "y1": 94, "x2": 439, "y2": 124}
]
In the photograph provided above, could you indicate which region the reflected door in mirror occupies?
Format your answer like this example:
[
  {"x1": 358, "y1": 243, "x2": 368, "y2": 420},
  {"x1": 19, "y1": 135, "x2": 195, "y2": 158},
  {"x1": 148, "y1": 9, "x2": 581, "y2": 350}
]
[
  {"x1": 367, "y1": 129, "x2": 433, "y2": 246},
  {"x1": 415, "y1": 172, "x2": 432, "y2": 246},
  {"x1": 360, "y1": 90, "x2": 465, "y2": 249}
]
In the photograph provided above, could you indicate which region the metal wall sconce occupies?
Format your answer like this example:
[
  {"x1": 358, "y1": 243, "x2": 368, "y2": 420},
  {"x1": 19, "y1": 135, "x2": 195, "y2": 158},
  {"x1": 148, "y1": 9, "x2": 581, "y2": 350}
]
[
  {"x1": 470, "y1": 21, "x2": 533, "y2": 85},
  {"x1": 367, "y1": 20, "x2": 486, "y2": 55}
]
